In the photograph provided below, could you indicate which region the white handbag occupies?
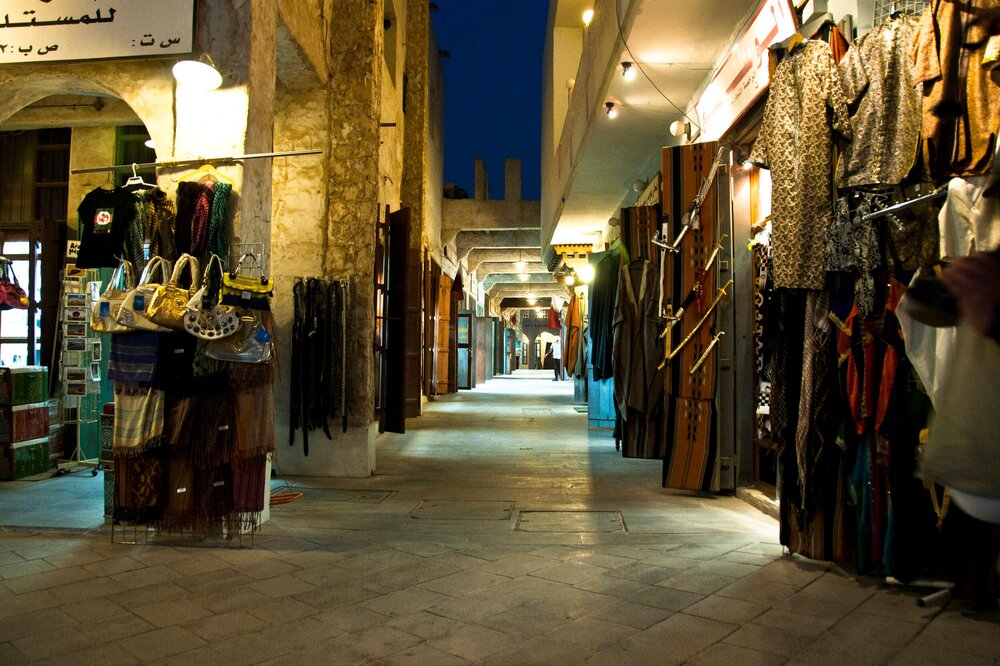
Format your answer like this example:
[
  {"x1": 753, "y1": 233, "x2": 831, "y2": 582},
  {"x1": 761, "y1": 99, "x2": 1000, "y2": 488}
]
[
  {"x1": 115, "y1": 256, "x2": 173, "y2": 332},
  {"x1": 90, "y1": 259, "x2": 135, "y2": 334}
]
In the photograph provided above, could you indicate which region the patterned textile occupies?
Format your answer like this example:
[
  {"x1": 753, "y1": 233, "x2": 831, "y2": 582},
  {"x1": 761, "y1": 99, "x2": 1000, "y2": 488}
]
[
  {"x1": 125, "y1": 188, "x2": 176, "y2": 274},
  {"x1": 108, "y1": 332, "x2": 160, "y2": 385},
  {"x1": 113, "y1": 387, "x2": 165, "y2": 454},
  {"x1": 837, "y1": 14, "x2": 923, "y2": 188},
  {"x1": 207, "y1": 182, "x2": 232, "y2": 261},
  {"x1": 826, "y1": 195, "x2": 884, "y2": 316},
  {"x1": 911, "y1": 0, "x2": 1000, "y2": 183},
  {"x1": 114, "y1": 447, "x2": 166, "y2": 523},
  {"x1": 750, "y1": 40, "x2": 852, "y2": 290}
]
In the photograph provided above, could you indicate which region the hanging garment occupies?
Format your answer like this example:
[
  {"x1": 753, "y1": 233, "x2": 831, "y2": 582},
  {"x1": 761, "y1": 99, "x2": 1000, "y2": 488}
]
[
  {"x1": 562, "y1": 294, "x2": 581, "y2": 376},
  {"x1": 124, "y1": 188, "x2": 176, "y2": 275},
  {"x1": 612, "y1": 260, "x2": 665, "y2": 459},
  {"x1": 750, "y1": 40, "x2": 852, "y2": 290},
  {"x1": 174, "y1": 181, "x2": 213, "y2": 258},
  {"x1": 912, "y1": 0, "x2": 1000, "y2": 183},
  {"x1": 75, "y1": 187, "x2": 135, "y2": 268},
  {"x1": 206, "y1": 182, "x2": 231, "y2": 261},
  {"x1": 589, "y1": 249, "x2": 621, "y2": 380},
  {"x1": 826, "y1": 194, "x2": 885, "y2": 316},
  {"x1": 837, "y1": 14, "x2": 923, "y2": 188}
]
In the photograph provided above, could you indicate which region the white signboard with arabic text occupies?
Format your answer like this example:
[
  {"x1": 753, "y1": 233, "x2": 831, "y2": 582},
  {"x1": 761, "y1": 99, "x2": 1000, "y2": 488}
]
[{"x1": 0, "y1": 0, "x2": 194, "y2": 64}]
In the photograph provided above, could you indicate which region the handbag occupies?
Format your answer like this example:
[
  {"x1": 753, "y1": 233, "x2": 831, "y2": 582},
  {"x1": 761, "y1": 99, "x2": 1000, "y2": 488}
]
[
  {"x1": 116, "y1": 256, "x2": 173, "y2": 332},
  {"x1": 205, "y1": 312, "x2": 274, "y2": 363},
  {"x1": 90, "y1": 259, "x2": 135, "y2": 333},
  {"x1": 183, "y1": 254, "x2": 240, "y2": 339},
  {"x1": 0, "y1": 262, "x2": 30, "y2": 310},
  {"x1": 147, "y1": 253, "x2": 200, "y2": 331},
  {"x1": 221, "y1": 253, "x2": 273, "y2": 309}
]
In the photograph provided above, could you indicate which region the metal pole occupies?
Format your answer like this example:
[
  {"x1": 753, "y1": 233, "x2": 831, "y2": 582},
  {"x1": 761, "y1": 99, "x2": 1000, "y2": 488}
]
[{"x1": 69, "y1": 149, "x2": 324, "y2": 175}]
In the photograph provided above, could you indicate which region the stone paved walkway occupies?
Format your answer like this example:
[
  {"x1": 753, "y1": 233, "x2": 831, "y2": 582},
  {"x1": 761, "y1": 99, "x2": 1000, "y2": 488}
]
[{"x1": 1, "y1": 370, "x2": 998, "y2": 664}]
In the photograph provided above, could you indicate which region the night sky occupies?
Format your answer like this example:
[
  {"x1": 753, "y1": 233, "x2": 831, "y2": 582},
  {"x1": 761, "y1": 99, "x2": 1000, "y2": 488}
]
[{"x1": 430, "y1": 2, "x2": 549, "y2": 201}]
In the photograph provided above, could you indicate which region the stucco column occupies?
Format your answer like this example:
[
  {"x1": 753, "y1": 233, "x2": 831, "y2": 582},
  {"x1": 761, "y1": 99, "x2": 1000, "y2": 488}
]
[{"x1": 402, "y1": 0, "x2": 430, "y2": 251}]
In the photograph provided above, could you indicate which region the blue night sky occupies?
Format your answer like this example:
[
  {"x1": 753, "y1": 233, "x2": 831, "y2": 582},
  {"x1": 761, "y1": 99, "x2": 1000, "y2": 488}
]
[{"x1": 430, "y1": 2, "x2": 549, "y2": 201}]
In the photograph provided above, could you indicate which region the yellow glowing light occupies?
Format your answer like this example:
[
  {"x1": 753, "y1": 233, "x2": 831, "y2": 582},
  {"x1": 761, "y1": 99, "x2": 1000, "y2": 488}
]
[
  {"x1": 577, "y1": 264, "x2": 595, "y2": 283},
  {"x1": 582, "y1": 8, "x2": 594, "y2": 26}
]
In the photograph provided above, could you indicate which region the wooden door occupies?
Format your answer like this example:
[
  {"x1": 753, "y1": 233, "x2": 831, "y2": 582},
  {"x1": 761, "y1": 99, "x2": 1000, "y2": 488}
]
[
  {"x1": 434, "y1": 275, "x2": 451, "y2": 394},
  {"x1": 404, "y1": 246, "x2": 421, "y2": 418},
  {"x1": 457, "y1": 311, "x2": 473, "y2": 390}
]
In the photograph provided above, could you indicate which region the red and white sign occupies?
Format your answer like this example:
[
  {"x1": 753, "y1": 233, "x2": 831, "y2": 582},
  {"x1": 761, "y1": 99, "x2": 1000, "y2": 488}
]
[{"x1": 693, "y1": 0, "x2": 797, "y2": 141}]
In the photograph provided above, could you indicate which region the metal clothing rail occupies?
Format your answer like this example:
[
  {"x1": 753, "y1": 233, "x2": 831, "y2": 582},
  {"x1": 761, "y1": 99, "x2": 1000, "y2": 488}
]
[
  {"x1": 862, "y1": 187, "x2": 947, "y2": 222},
  {"x1": 69, "y1": 149, "x2": 323, "y2": 175}
]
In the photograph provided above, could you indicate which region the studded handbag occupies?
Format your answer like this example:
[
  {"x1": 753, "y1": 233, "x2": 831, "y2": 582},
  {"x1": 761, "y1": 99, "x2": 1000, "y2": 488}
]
[
  {"x1": 183, "y1": 254, "x2": 240, "y2": 340},
  {"x1": 204, "y1": 312, "x2": 274, "y2": 363}
]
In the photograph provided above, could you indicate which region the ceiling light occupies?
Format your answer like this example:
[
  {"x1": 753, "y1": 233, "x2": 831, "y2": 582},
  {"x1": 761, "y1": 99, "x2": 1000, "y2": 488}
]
[
  {"x1": 670, "y1": 119, "x2": 689, "y2": 137},
  {"x1": 577, "y1": 264, "x2": 595, "y2": 284},
  {"x1": 621, "y1": 61, "x2": 637, "y2": 81},
  {"x1": 172, "y1": 54, "x2": 222, "y2": 90},
  {"x1": 518, "y1": 273, "x2": 529, "y2": 282},
  {"x1": 515, "y1": 260, "x2": 526, "y2": 271},
  {"x1": 605, "y1": 102, "x2": 618, "y2": 119},
  {"x1": 582, "y1": 8, "x2": 594, "y2": 26},
  {"x1": 528, "y1": 293, "x2": 537, "y2": 305},
  {"x1": 144, "y1": 139, "x2": 155, "y2": 149},
  {"x1": 564, "y1": 273, "x2": 576, "y2": 286}
]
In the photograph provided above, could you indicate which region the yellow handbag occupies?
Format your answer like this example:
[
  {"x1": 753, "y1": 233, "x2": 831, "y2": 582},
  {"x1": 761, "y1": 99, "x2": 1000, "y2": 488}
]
[
  {"x1": 221, "y1": 253, "x2": 273, "y2": 309},
  {"x1": 148, "y1": 254, "x2": 201, "y2": 331}
]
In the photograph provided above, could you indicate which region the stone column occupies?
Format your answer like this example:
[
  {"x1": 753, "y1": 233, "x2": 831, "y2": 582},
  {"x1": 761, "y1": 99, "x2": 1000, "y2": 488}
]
[
  {"x1": 504, "y1": 158, "x2": 522, "y2": 202},
  {"x1": 474, "y1": 157, "x2": 489, "y2": 200},
  {"x1": 402, "y1": 0, "x2": 430, "y2": 250}
]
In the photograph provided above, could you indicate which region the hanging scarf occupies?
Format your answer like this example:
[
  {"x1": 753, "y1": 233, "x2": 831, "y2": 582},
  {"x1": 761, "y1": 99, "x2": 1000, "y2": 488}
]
[
  {"x1": 191, "y1": 183, "x2": 214, "y2": 258},
  {"x1": 125, "y1": 188, "x2": 176, "y2": 274},
  {"x1": 207, "y1": 181, "x2": 231, "y2": 261},
  {"x1": 175, "y1": 182, "x2": 212, "y2": 256},
  {"x1": 108, "y1": 332, "x2": 160, "y2": 386}
]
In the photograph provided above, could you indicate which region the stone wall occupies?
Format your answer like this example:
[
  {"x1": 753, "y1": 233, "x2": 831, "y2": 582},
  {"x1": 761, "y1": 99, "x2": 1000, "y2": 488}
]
[{"x1": 67, "y1": 127, "x2": 116, "y2": 231}]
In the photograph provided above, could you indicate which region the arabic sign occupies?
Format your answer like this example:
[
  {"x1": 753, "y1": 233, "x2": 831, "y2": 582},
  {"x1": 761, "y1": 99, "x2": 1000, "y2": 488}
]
[
  {"x1": 692, "y1": 0, "x2": 797, "y2": 141},
  {"x1": 0, "y1": 0, "x2": 194, "y2": 64}
]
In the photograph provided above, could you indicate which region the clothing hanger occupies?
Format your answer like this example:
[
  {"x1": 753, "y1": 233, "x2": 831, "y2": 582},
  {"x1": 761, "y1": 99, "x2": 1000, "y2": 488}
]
[
  {"x1": 771, "y1": 12, "x2": 835, "y2": 53},
  {"x1": 179, "y1": 162, "x2": 234, "y2": 185},
  {"x1": 123, "y1": 163, "x2": 156, "y2": 189},
  {"x1": 888, "y1": 1, "x2": 902, "y2": 19}
]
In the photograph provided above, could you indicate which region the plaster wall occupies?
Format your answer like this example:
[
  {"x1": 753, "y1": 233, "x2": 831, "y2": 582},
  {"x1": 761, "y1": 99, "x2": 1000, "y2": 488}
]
[{"x1": 67, "y1": 127, "x2": 116, "y2": 231}]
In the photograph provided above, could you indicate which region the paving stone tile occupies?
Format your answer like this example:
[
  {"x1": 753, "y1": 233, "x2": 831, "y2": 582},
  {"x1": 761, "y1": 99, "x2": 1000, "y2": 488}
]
[
  {"x1": 530, "y1": 560, "x2": 605, "y2": 585},
  {"x1": 797, "y1": 572, "x2": 878, "y2": 607},
  {"x1": 605, "y1": 561, "x2": 677, "y2": 584},
  {"x1": 715, "y1": 577, "x2": 798, "y2": 607},
  {"x1": 81, "y1": 556, "x2": 146, "y2": 577},
  {"x1": 208, "y1": 628, "x2": 296, "y2": 664},
  {"x1": 42, "y1": 548, "x2": 107, "y2": 570},
  {"x1": 473, "y1": 553, "x2": 553, "y2": 577},
  {"x1": 60, "y1": 596, "x2": 131, "y2": 623},
  {"x1": 787, "y1": 632, "x2": 899, "y2": 665},
  {"x1": 584, "y1": 599, "x2": 672, "y2": 629},
  {"x1": 856, "y1": 589, "x2": 941, "y2": 623},
  {"x1": 12, "y1": 626, "x2": 102, "y2": 660},
  {"x1": 427, "y1": 591, "x2": 527, "y2": 623},
  {"x1": 750, "y1": 557, "x2": 829, "y2": 588},
  {"x1": 773, "y1": 589, "x2": 865, "y2": 621},
  {"x1": 420, "y1": 569, "x2": 510, "y2": 596},
  {"x1": 292, "y1": 563, "x2": 358, "y2": 587},
  {"x1": 0, "y1": 589, "x2": 60, "y2": 619},
  {"x1": 50, "y1": 576, "x2": 127, "y2": 604},
  {"x1": 110, "y1": 564, "x2": 183, "y2": 591},
  {"x1": 658, "y1": 570, "x2": 737, "y2": 595},
  {"x1": 362, "y1": 586, "x2": 451, "y2": 616},
  {"x1": 640, "y1": 553, "x2": 704, "y2": 570},
  {"x1": 184, "y1": 608, "x2": 270, "y2": 641},
  {"x1": 457, "y1": 544, "x2": 537, "y2": 561},
  {"x1": 627, "y1": 585, "x2": 704, "y2": 612},
  {"x1": 257, "y1": 617, "x2": 346, "y2": 656},
  {"x1": 257, "y1": 639, "x2": 368, "y2": 666},
  {"x1": 106, "y1": 581, "x2": 190, "y2": 610},
  {"x1": 584, "y1": 637, "x2": 683, "y2": 666},
  {"x1": 669, "y1": 543, "x2": 740, "y2": 560},
  {"x1": 0, "y1": 558, "x2": 56, "y2": 580},
  {"x1": 359, "y1": 558, "x2": 462, "y2": 594},
  {"x1": 564, "y1": 550, "x2": 635, "y2": 570},
  {"x1": 374, "y1": 642, "x2": 470, "y2": 665},
  {"x1": 889, "y1": 641, "x2": 993, "y2": 665},
  {"x1": 909, "y1": 609, "x2": 1000, "y2": 659},
  {"x1": 244, "y1": 596, "x2": 317, "y2": 623},
  {"x1": 693, "y1": 558, "x2": 764, "y2": 579},
  {"x1": 637, "y1": 613, "x2": 738, "y2": 662},
  {"x1": 719, "y1": 551, "x2": 780, "y2": 567},
  {"x1": 247, "y1": 572, "x2": 317, "y2": 598},
  {"x1": 348, "y1": 625, "x2": 423, "y2": 660},
  {"x1": 687, "y1": 642, "x2": 788, "y2": 666},
  {"x1": 478, "y1": 635, "x2": 591, "y2": 665},
  {"x1": 428, "y1": 622, "x2": 512, "y2": 661},
  {"x1": 724, "y1": 622, "x2": 813, "y2": 657},
  {"x1": 47, "y1": 641, "x2": 140, "y2": 666},
  {"x1": 0, "y1": 607, "x2": 79, "y2": 643},
  {"x1": 752, "y1": 608, "x2": 838, "y2": 637},
  {"x1": 737, "y1": 542, "x2": 786, "y2": 556},
  {"x1": 2, "y1": 565, "x2": 89, "y2": 594},
  {"x1": 292, "y1": 582, "x2": 379, "y2": 608},
  {"x1": 78, "y1": 610, "x2": 154, "y2": 643},
  {"x1": 384, "y1": 610, "x2": 466, "y2": 639},
  {"x1": 132, "y1": 599, "x2": 210, "y2": 628},
  {"x1": 118, "y1": 626, "x2": 205, "y2": 663},
  {"x1": 684, "y1": 595, "x2": 772, "y2": 626},
  {"x1": 573, "y1": 573, "x2": 653, "y2": 599},
  {"x1": 316, "y1": 604, "x2": 389, "y2": 633},
  {"x1": 478, "y1": 600, "x2": 571, "y2": 637},
  {"x1": 146, "y1": 645, "x2": 226, "y2": 666}
]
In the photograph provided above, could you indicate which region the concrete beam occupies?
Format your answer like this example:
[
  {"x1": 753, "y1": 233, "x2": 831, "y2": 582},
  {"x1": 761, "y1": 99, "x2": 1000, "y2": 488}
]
[
  {"x1": 455, "y1": 229, "x2": 540, "y2": 261},
  {"x1": 481, "y1": 272, "x2": 555, "y2": 292},
  {"x1": 441, "y1": 199, "x2": 541, "y2": 245},
  {"x1": 466, "y1": 248, "x2": 544, "y2": 274},
  {"x1": 475, "y1": 261, "x2": 547, "y2": 279}
]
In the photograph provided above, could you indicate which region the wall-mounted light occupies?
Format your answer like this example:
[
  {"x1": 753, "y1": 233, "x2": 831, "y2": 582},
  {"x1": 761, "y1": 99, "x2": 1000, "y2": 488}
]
[
  {"x1": 172, "y1": 53, "x2": 222, "y2": 90},
  {"x1": 669, "y1": 119, "x2": 689, "y2": 138},
  {"x1": 144, "y1": 139, "x2": 155, "y2": 149},
  {"x1": 564, "y1": 273, "x2": 577, "y2": 286},
  {"x1": 621, "y1": 61, "x2": 637, "y2": 82},
  {"x1": 582, "y1": 8, "x2": 594, "y2": 26},
  {"x1": 632, "y1": 179, "x2": 647, "y2": 193},
  {"x1": 605, "y1": 101, "x2": 618, "y2": 119},
  {"x1": 528, "y1": 293, "x2": 537, "y2": 305},
  {"x1": 608, "y1": 216, "x2": 620, "y2": 228},
  {"x1": 731, "y1": 145, "x2": 754, "y2": 171},
  {"x1": 577, "y1": 264, "x2": 595, "y2": 284}
]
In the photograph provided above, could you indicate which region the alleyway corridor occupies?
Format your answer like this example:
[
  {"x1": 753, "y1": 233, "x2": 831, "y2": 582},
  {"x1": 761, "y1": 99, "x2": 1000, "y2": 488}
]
[{"x1": 1, "y1": 370, "x2": 999, "y2": 664}]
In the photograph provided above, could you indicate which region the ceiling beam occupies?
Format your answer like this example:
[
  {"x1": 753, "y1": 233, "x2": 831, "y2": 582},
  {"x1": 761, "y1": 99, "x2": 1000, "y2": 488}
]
[
  {"x1": 475, "y1": 261, "x2": 547, "y2": 279},
  {"x1": 480, "y1": 272, "x2": 555, "y2": 291},
  {"x1": 455, "y1": 229, "x2": 540, "y2": 261},
  {"x1": 467, "y1": 248, "x2": 544, "y2": 274},
  {"x1": 441, "y1": 199, "x2": 541, "y2": 245}
]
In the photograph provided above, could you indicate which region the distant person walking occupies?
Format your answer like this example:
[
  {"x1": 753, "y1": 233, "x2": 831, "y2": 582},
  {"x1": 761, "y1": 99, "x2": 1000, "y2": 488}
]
[{"x1": 551, "y1": 340, "x2": 562, "y2": 381}]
